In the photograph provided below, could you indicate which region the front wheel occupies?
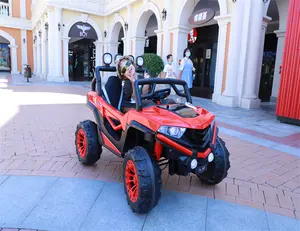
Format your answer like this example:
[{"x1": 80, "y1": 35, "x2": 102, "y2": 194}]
[
  {"x1": 196, "y1": 137, "x2": 230, "y2": 185},
  {"x1": 123, "y1": 146, "x2": 162, "y2": 214},
  {"x1": 75, "y1": 120, "x2": 102, "y2": 165}
]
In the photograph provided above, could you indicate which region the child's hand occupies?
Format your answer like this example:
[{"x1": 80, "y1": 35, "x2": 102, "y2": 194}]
[{"x1": 144, "y1": 71, "x2": 150, "y2": 79}]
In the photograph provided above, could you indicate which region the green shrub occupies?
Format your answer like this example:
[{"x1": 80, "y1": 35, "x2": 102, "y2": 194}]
[{"x1": 142, "y1": 53, "x2": 164, "y2": 77}]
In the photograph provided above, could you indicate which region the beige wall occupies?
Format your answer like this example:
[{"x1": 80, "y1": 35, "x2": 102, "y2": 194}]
[
  {"x1": 26, "y1": 0, "x2": 32, "y2": 20},
  {"x1": 27, "y1": 30, "x2": 34, "y2": 71},
  {"x1": 12, "y1": 0, "x2": 20, "y2": 18}
]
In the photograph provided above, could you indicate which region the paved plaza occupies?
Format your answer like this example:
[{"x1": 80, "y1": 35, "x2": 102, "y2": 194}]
[{"x1": 0, "y1": 73, "x2": 300, "y2": 230}]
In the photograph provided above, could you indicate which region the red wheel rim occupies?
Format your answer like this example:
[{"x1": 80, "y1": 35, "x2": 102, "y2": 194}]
[
  {"x1": 125, "y1": 160, "x2": 139, "y2": 203},
  {"x1": 76, "y1": 128, "x2": 87, "y2": 158}
]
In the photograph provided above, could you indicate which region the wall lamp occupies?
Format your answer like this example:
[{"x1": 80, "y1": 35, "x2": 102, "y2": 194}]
[
  {"x1": 124, "y1": 22, "x2": 128, "y2": 31},
  {"x1": 58, "y1": 23, "x2": 61, "y2": 31},
  {"x1": 162, "y1": 8, "x2": 167, "y2": 21}
]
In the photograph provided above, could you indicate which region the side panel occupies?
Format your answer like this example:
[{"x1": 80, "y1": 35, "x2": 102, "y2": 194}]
[{"x1": 276, "y1": 0, "x2": 300, "y2": 125}]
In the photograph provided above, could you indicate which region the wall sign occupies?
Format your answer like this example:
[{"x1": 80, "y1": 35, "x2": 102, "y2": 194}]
[
  {"x1": 68, "y1": 22, "x2": 98, "y2": 40},
  {"x1": 206, "y1": 49, "x2": 211, "y2": 59},
  {"x1": 188, "y1": 28, "x2": 197, "y2": 44},
  {"x1": 188, "y1": 8, "x2": 215, "y2": 25}
]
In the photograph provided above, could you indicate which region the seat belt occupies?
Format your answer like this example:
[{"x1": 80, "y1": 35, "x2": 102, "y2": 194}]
[
  {"x1": 118, "y1": 80, "x2": 125, "y2": 111},
  {"x1": 102, "y1": 86, "x2": 111, "y2": 104}
]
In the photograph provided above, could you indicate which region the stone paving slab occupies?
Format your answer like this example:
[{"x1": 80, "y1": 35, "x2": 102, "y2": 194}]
[
  {"x1": 0, "y1": 175, "x2": 299, "y2": 231},
  {"x1": 1, "y1": 78, "x2": 300, "y2": 221},
  {"x1": 0, "y1": 176, "x2": 57, "y2": 228}
]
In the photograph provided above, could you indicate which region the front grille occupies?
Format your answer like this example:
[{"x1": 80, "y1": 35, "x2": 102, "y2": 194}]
[{"x1": 182, "y1": 125, "x2": 211, "y2": 151}]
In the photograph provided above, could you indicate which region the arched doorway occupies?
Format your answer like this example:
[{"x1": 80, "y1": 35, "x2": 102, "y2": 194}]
[
  {"x1": 258, "y1": 0, "x2": 280, "y2": 102},
  {"x1": 0, "y1": 30, "x2": 18, "y2": 74},
  {"x1": 144, "y1": 14, "x2": 158, "y2": 54},
  {"x1": 179, "y1": 0, "x2": 222, "y2": 99},
  {"x1": 134, "y1": 4, "x2": 161, "y2": 57},
  {"x1": 110, "y1": 21, "x2": 125, "y2": 56},
  {"x1": 0, "y1": 35, "x2": 10, "y2": 72},
  {"x1": 68, "y1": 22, "x2": 98, "y2": 81}
]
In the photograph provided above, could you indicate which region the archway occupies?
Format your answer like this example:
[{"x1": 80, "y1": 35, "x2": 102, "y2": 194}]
[
  {"x1": 63, "y1": 14, "x2": 102, "y2": 82},
  {"x1": 68, "y1": 22, "x2": 98, "y2": 81},
  {"x1": 177, "y1": 0, "x2": 225, "y2": 99},
  {"x1": 144, "y1": 14, "x2": 158, "y2": 54},
  {"x1": 0, "y1": 35, "x2": 10, "y2": 71},
  {"x1": 258, "y1": 0, "x2": 280, "y2": 102},
  {"x1": 265, "y1": 0, "x2": 290, "y2": 102},
  {"x1": 0, "y1": 30, "x2": 18, "y2": 74},
  {"x1": 133, "y1": 2, "x2": 162, "y2": 57},
  {"x1": 110, "y1": 21, "x2": 125, "y2": 56}
]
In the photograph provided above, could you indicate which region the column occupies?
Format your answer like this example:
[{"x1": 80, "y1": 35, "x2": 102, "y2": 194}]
[
  {"x1": 217, "y1": 0, "x2": 245, "y2": 107},
  {"x1": 33, "y1": 42, "x2": 37, "y2": 75},
  {"x1": 241, "y1": 0, "x2": 265, "y2": 109},
  {"x1": 41, "y1": 22, "x2": 48, "y2": 79},
  {"x1": 21, "y1": 29, "x2": 28, "y2": 74},
  {"x1": 36, "y1": 34, "x2": 41, "y2": 76},
  {"x1": 271, "y1": 30, "x2": 286, "y2": 99},
  {"x1": 122, "y1": 37, "x2": 127, "y2": 55},
  {"x1": 20, "y1": 0, "x2": 26, "y2": 19},
  {"x1": 62, "y1": 37, "x2": 70, "y2": 82},
  {"x1": 162, "y1": 0, "x2": 171, "y2": 61},
  {"x1": 107, "y1": 42, "x2": 120, "y2": 58},
  {"x1": 126, "y1": 5, "x2": 132, "y2": 55},
  {"x1": 132, "y1": 36, "x2": 146, "y2": 58},
  {"x1": 55, "y1": 7, "x2": 62, "y2": 78},
  {"x1": 155, "y1": 29, "x2": 163, "y2": 57},
  {"x1": 9, "y1": 45, "x2": 18, "y2": 74},
  {"x1": 47, "y1": 10, "x2": 56, "y2": 79},
  {"x1": 94, "y1": 41, "x2": 103, "y2": 66},
  {"x1": 212, "y1": 15, "x2": 231, "y2": 104},
  {"x1": 169, "y1": 26, "x2": 190, "y2": 75}
]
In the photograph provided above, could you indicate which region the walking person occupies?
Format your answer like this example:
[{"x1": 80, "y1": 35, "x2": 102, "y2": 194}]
[
  {"x1": 163, "y1": 54, "x2": 177, "y2": 79},
  {"x1": 177, "y1": 48, "x2": 195, "y2": 93}
]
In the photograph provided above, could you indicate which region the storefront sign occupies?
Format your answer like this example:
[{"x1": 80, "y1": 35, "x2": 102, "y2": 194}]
[
  {"x1": 68, "y1": 22, "x2": 98, "y2": 40},
  {"x1": 188, "y1": 28, "x2": 197, "y2": 44},
  {"x1": 188, "y1": 8, "x2": 215, "y2": 25}
]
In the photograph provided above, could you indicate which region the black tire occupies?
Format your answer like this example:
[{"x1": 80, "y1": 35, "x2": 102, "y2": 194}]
[
  {"x1": 197, "y1": 137, "x2": 230, "y2": 185},
  {"x1": 123, "y1": 146, "x2": 162, "y2": 214},
  {"x1": 75, "y1": 120, "x2": 102, "y2": 165}
]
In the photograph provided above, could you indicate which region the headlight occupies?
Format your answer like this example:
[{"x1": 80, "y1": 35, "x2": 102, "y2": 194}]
[
  {"x1": 103, "y1": 53, "x2": 112, "y2": 65},
  {"x1": 136, "y1": 56, "x2": 144, "y2": 67},
  {"x1": 158, "y1": 126, "x2": 186, "y2": 139}
]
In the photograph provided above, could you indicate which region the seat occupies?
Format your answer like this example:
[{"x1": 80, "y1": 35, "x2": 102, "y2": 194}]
[{"x1": 103, "y1": 76, "x2": 122, "y2": 109}]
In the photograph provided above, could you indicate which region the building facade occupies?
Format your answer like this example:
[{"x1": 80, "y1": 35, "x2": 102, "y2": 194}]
[
  {"x1": 0, "y1": 0, "x2": 290, "y2": 110},
  {"x1": 0, "y1": 0, "x2": 33, "y2": 74}
]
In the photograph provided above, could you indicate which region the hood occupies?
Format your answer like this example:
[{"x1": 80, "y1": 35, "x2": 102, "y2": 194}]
[{"x1": 131, "y1": 104, "x2": 215, "y2": 131}]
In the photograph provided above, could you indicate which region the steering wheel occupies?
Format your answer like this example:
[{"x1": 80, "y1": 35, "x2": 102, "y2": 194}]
[
  {"x1": 152, "y1": 88, "x2": 171, "y2": 102},
  {"x1": 141, "y1": 88, "x2": 170, "y2": 101}
]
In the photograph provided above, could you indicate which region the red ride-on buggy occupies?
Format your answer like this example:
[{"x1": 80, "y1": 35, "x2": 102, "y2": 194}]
[{"x1": 75, "y1": 53, "x2": 230, "y2": 214}]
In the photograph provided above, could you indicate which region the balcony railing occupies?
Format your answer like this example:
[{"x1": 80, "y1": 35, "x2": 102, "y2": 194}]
[{"x1": 0, "y1": 1, "x2": 11, "y2": 16}]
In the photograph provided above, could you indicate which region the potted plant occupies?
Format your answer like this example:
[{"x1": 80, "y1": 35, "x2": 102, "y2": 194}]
[{"x1": 142, "y1": 53, "x2": 164, "y2": 78}]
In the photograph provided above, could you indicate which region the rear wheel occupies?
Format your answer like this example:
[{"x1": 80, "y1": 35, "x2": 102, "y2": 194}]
[
  {"x1": 75, "y1": 120, "x2": 102, "y2": 165},
  {"x1": 123, "y1": 146, "x2": 162, "y2": 214},
  {"x1": 196, "y1": 137, "x2": 230, "y2": 185}
]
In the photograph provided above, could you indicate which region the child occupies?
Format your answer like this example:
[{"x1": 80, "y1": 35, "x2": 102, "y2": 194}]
[{"x1": 163, "y1": 54, "x2": 177, "y2": 79}]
